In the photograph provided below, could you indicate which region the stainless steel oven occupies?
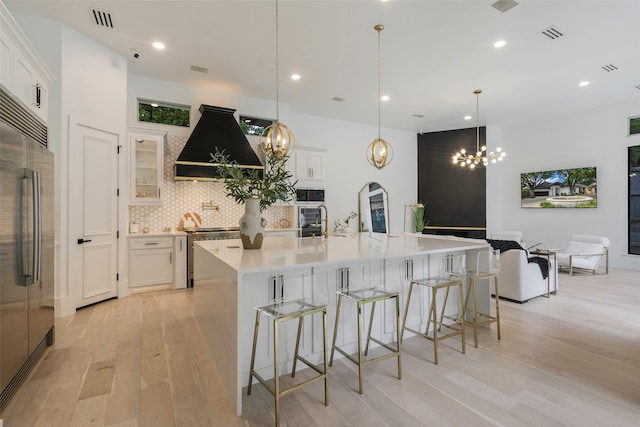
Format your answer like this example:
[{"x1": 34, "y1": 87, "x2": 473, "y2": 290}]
[
  {"x1": 296, "y1": 188, "x2": 326, "y2": 237},
  {"x1": 186, "y1": 227, "x2": 240, "y2": 287}
]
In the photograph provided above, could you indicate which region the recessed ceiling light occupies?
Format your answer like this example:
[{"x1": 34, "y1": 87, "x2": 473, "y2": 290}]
[
  {"x1": 381, "y1": 95, "x2": 390, "y2": 101},
  {"x1": 291, "y1": 74, "x2": 301, "y2": 80},
  {"x1": 579, "y1": 81, "x2": 590, "y2": 87},
  {"x1": 152, "y1": 41, "x2": 165, "y2": 50},
  {"x1": 494, "y1": 40, "x2": 506, "y2": 48},
  {"x1": 464, "y1": 115, "x2": 472, "y2": 120}
]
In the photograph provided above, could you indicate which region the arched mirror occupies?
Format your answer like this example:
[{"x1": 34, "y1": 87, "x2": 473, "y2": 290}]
[{"x1": 358, "y1": 182, "x2": 389, "y2": 233}]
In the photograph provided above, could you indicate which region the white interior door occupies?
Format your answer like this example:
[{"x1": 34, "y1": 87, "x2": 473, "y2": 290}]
[{"x1": 69, "y1": 119, "x2": 119, "y2": 308}]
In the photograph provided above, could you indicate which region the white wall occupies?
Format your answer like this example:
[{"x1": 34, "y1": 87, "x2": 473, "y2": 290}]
[
  {"x1": 14, "y1": 12, "x2": 128, "y2": 316},
  {"x1": 487, "y1": 98, "x2": 640, "y2": 270},
  {"x1": 128, "y1": 75, "x2": 417, "y2": 235}
]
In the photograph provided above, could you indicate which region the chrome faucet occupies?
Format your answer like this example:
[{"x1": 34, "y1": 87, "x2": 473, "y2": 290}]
[{"x1": 315, "y1": 204, "x2": 328, "y2": 238}]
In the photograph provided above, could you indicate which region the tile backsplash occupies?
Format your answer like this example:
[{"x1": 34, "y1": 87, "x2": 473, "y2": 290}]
[{"x1": 128, "y1": 134, "x2": 294, "y2": 233}]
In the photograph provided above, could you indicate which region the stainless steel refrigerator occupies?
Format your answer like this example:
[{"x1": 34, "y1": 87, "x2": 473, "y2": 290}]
[{"x1": 0, "y1": 86, "x2": 54, "y2": 411}]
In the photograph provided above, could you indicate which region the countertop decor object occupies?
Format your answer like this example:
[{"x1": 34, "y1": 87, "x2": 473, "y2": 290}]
[{"x1": 210, "y1": 148, "x2": 296, "y2": 249}]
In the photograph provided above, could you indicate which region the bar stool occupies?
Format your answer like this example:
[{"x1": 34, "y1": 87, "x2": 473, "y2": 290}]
[
  {"x1": 401, "y1": 255, "x2": 466, "y2": 365},
  {"x1": 330, "y1": 278, "x2": 401, "y2": 394},
  {"x1": 247, "y1": 275, "x2": 329, "y2": 427},
  {"x1": 458, "y1": 249, "x2": 501, "y2": 348}
]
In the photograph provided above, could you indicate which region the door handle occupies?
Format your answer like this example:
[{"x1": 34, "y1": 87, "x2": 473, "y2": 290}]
[{"x1": 77, "y1": 238, "x2": 92, "y2": 244}]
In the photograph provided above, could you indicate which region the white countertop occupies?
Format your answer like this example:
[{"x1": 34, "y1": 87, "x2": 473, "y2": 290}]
[{"x1": 197, "y1": 232, "x2": 488, "y2": 273}]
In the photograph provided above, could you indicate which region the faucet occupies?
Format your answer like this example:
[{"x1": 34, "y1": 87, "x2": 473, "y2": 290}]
[{"x1": 315, "y1": 204, "x2": 328, "y2": 238}]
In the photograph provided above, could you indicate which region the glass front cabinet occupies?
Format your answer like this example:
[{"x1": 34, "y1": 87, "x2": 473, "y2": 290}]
[{"x1": 129, "y1": 128, "x2": 167, "y2": 205}]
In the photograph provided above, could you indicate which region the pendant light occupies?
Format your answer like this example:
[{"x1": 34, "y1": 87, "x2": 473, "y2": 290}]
[
  {"x1": 260, "y1": 0, "x2": 295, "y2": 158},
  {"x1": 367, "y1": 24, "x2": 393, "y2": 170},
  {"x1": 452, "y1": 89, "x2": 506, "y2": 168}
]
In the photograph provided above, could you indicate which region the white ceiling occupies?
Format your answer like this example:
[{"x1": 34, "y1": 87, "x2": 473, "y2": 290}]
[{"x1": 5, "y1": 0, "x2": 640, "y2": 133}]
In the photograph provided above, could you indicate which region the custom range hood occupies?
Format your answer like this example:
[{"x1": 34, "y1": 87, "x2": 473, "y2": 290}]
[{"x1": 175, "y1": 105, "x2": 264, "y2": 180}]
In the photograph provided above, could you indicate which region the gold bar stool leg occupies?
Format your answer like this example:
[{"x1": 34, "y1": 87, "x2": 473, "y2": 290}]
[
  {"x1": 430, "y1": 287, "x2": 439, "y2": 365},
  {"x1": 364, "y1": 301, "x2": 377, "y2": 356},
  {"x1": 439, "y1": 286, "x2": 451, "y2": 331},
  {"x1": 322, "y1": 309, "x2": 329, "y2": 406},
  {"x1": 329, "y1": 294, "x2": 343, "y2": 366},
  {"x1": 394, "y1": 295, "x2": 402, "y2": 380},
  {"x1": 273, "y1": 317, "x2": 280, "y2": 427},
  {"x1": 400, "y1": 281, "x2": 415, "y2": 344},
  {"x1": 471, "y1": 279, "x2": 479, "y2": 348},
  {"x1": 291, "y1": 316, "x2": 304, "y2": 377},
  {"x1": 357, "y1": 302, "x2": 364, "y2": 394},
  {"x1": 458, "y1": 282, "x2": 466, "y2": 354},
  {"x1": 494, "y1": 277, "x2": 501, "y2": 341},
  {"x1": 247, "y1": 309, "x2": 261, "y2": 395}
]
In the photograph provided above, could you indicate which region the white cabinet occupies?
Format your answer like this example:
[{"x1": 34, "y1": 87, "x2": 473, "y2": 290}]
[
  {"x1": 0, "y1": 3, "x2": 53, "y2": 123},
  {"x1": 129, "y1": 236, "x2": 174, "y2": 288},
  {"x1": 129, "y1": 128, "x2": 166, "y2": 205},
  {"x1": 295, "y1": 147, "x2": 326, "y2": 185}
]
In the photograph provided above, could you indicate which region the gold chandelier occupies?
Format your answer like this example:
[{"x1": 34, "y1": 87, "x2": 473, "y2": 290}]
[
  {"x1": 260, "y1": 0, "x2": 295, "y2": 158},
  {"x1": 367, "y1": 24, "x2": 393, "y2": 170},
  {"x1": 453, "y1": 89, "x2": 506, "y2": 168}
]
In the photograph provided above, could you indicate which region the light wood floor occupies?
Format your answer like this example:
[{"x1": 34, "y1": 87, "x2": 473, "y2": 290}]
[{"x1": 2, "y1": 269, "x2": 640, "y2": 426}]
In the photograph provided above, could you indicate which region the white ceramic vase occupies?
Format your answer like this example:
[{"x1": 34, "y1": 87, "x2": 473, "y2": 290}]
[{"x1": 239, "y1": 198, "x2": 267, "y2": 249}]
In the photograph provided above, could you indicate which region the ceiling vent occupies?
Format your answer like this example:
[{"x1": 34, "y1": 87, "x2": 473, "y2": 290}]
[
  {"x1": 601, "y1": 64, "x2": 618, "y2": 72},
  {"x1": 90, "y1": 8, "x2": 114, "y2": 28},
  {"x1": 491, "y1": 0, "x2": 519, "y2": 13},
  {"x1": 190, "y1": 65, "x2": 209, "y2": 74},
  {"x1": 540, "y1": 26, "x2": 564, "y2": 40},
  {"x1": 332, "y1": 97, "x2": 346, "y2": 103},
  {"x1": 412, "y1": 114, "x2": 425, "y2": 118}
]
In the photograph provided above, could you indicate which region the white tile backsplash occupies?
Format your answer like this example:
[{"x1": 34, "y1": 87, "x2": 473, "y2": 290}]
[{"x1": 128, "y1": 134, "x2": 294, "y2": 233}]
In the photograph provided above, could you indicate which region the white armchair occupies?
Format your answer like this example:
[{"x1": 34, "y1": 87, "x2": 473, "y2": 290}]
[
  {"x1": 497, "y1": 248, "x2": 557, "y2": 302},
  {"x1": 556, "y1": 234, "x2": 609, "y2": 275}
]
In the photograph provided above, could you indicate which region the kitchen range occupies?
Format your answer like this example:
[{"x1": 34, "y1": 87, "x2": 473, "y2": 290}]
[{"x1": 186, "y1": 227, "x2": 241, "y2": 287}]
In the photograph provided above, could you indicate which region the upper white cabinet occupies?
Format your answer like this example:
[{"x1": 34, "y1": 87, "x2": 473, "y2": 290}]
[
  {"x1": 0, "y1": 2, "x2": 53, "y2": 123},
  {"x1": 129, "y1": 128, "x2": 167, "y2": 205},
  {"x1": 295, "y1": 146, "x2": 326, "y2": 186}
]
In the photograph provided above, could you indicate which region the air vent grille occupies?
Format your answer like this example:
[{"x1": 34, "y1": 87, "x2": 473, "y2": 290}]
[
  {"x1": 491, "y1": 0, "x2": 519, "y2": 13},
  {"x1": 602, "y1": 64, "x2": 618, "y2": 72},
  {"x1": 540, "y1": 26, "x2": 564, "y2": 40},
  {"x1": 91, "y1": 8, "x2": 114, "y2": 28},
  {"x1": 332, "y1": 97, "x2": 346, "y2": 103},
  {"x1": 412, "y1": 114, "x2": 425, "y2": 118},
  {"x1": 190, "y1": 65, "x2": 209, "y2": 74}
]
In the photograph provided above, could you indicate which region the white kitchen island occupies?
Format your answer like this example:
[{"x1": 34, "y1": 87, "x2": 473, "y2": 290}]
[{"x1": 193, "y1": 232, "x2": 489, "y2": 416}]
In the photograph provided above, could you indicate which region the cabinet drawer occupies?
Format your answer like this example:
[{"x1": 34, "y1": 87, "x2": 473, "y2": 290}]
[{"x1": 130, "y1": 236, "x2": 173, "y2": 250}]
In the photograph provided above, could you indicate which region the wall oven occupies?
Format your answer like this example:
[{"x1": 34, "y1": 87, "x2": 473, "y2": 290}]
[{"x1": 296, "y1": 188, "x2": 325, "y2": 237}]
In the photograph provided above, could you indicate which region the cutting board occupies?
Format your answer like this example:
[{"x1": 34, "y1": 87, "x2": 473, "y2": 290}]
[{"x1": 177, "y1": 212, "x2": 202, "y2": 231}]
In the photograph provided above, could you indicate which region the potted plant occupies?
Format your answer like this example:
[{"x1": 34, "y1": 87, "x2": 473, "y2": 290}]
[{"x1": 210, "y1": 149, "x2": 297, "y2": 249}]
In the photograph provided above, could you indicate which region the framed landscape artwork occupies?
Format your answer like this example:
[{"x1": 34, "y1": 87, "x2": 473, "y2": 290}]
[{"x1": 521, "y1": 167, "x2": 597, "y2": 208}]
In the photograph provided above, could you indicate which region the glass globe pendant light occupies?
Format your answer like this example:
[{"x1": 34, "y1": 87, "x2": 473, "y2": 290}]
[
  {"x1": 452, "y1": 89, "x2": 506, "y2": 168},
  {"x1": 367, "y1": 24, "x2": 393, "y2": 170},
  {"x1": 260, "y1": 0, "x2": 295, "y2": 158}
]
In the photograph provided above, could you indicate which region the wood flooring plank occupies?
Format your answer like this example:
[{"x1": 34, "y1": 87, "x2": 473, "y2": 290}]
[
  {"x1": 3, "y1": 269, "x2": 640, "y2": 426},
  {"x1": 78, "y1": 359, "x2": 116, "y2": 400}
]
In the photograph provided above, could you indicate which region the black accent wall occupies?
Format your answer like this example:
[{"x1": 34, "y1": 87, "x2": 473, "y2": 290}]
[{"x1": 417, "y1": 127, "x2": 486, "y2": 238}]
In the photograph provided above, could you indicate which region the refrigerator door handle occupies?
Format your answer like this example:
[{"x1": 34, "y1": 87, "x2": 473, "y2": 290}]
[
  {"x1": 19, "y1": 168, "x2": 37, "y2": 286},
  {"x1": 32, "y1": 170, "x2": 42, "y2": 283}
]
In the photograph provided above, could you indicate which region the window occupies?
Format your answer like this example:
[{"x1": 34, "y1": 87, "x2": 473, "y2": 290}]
[
  {"x1": 629, "y1": 116, "x2": 640, "y2": 136},
  {"x1": 628, "y1": 145, "x2": 640, "y2": 254},
  {"x1": 239, "y1": 115, "x2": 274, "y2": 136},
  {"x1": 138, "y1": 99, "x2": 190, "y2": 127}
]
